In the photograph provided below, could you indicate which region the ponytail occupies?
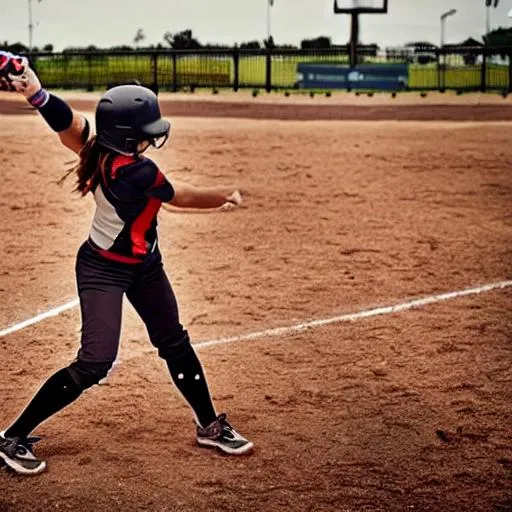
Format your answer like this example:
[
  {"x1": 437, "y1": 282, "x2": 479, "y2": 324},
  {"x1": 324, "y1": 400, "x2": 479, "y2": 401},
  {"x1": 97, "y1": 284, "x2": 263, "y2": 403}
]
[{"x1": 58, "y1": 136, "x2": 110, "y2": 196}]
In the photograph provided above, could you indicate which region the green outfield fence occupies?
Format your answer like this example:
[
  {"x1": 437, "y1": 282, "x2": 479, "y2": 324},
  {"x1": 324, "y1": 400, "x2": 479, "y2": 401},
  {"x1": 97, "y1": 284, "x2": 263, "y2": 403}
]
[{"x1": 24, "y1": 46, "x2": 512, "y2": 94}]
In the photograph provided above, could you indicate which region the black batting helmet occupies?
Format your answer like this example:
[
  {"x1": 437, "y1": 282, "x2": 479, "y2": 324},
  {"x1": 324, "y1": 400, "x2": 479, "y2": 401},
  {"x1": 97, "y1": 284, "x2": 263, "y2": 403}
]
[{"x1": 95, "y1": 85, "x2": 170, "y2": 155}]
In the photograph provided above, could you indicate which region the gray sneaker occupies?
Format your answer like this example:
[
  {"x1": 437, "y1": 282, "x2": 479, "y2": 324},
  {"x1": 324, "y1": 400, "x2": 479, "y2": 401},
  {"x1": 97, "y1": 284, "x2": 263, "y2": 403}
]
[
  {"x1": 0, "y1": 431, "x2": 46, "y2": 475},
  {"x1": 197, "y1": 414, "x2": 254, "y2": 455}
]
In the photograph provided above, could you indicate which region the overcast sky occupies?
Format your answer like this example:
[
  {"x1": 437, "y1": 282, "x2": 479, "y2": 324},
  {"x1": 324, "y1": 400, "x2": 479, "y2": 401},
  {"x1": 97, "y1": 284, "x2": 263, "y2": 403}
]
[{"x1": 1, "y1": 0, "x2": 511, "y2": 50}]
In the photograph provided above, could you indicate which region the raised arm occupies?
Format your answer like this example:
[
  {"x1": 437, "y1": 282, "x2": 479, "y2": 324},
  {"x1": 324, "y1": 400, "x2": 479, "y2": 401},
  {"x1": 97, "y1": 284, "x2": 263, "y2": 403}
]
[{"x1": 0, "y1": 52, "x2": 90, "y2": 154}]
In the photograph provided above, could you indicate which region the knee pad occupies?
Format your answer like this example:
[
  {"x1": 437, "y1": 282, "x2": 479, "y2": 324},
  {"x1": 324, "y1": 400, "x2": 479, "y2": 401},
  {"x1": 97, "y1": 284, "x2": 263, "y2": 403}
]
[
  {"x1": 67, "y1": 359, "x2": 113, "y2": 391},
  {"x1": 157, "y1": 330, "x2": 192, "y2": 361}
]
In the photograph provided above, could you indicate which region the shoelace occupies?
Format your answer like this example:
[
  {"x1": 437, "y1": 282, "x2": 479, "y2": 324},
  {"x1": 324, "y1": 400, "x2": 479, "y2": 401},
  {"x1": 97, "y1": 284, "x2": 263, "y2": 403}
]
[
  {"x1": 200, "y1": 414, "x2": 233, "y2": 437},
  {"x1": 18, "y1": 436, "x2": 40, "y2": 451},
  {"x1": 2, "y1": 435, "x2": 40, "y2": 453},
  {"x1": 217, "y1": 413, "x2": 231, "y2": 428},
  {"x1": 216, "y1": 414, "x2": 237, "y2": 439}
]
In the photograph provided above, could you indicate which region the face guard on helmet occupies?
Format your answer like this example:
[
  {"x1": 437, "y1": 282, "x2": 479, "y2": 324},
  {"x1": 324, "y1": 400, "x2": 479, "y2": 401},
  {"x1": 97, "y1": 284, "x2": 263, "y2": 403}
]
[{"x1": 95, "y1": 85, "x2": 171, "y2": 156}]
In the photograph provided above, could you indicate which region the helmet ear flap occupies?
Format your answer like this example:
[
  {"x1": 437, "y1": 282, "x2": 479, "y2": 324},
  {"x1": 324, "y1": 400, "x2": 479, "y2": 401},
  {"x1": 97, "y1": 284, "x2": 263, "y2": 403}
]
[{"x1": 125, "y1": 138, "x2": 139, "y2": 154}]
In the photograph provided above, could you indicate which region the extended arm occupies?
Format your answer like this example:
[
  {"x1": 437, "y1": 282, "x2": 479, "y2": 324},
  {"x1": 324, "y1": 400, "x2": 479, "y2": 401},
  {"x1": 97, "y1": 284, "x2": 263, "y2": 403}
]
[
  {"x1": 120, "y1": 159, "x2": 242, "y2": 211},
  {"x1": 168, "y1": 182, "x2": 243, "y2": 210},
  {"x1": 0, "y1": 52, "x2": 89, "y2": 154}
]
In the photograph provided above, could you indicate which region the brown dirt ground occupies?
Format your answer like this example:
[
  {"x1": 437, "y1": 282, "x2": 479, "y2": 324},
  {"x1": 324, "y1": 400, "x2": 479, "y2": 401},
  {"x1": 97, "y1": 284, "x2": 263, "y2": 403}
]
[
  {"x1": 2, "y1": 90, "x2": 512, "y2": 121},
  {"x1": 0, "y1": 92, "x2": 511, "y2": 512}
]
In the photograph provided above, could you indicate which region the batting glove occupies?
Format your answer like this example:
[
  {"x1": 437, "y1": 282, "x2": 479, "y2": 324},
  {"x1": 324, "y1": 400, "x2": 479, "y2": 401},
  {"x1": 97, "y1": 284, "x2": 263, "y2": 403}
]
[
  {"x1": 0, "y1": 51, "x2": 17, "y2": 91},
  {"x1": 0, "y1": 51, "x2": 47, "y2": 106}
]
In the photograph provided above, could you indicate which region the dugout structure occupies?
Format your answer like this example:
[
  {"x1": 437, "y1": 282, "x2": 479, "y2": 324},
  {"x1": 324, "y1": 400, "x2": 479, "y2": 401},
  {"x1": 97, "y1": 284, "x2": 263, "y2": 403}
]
[{"x1": 334, "y1": 0, "x2": 389, "y2": 68}]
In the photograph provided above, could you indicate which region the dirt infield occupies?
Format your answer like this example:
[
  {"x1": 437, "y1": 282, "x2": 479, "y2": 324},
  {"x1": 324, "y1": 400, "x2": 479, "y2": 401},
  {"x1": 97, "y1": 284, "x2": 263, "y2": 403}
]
[
  {"x1": 2, "y1": 90, "x2": 512, "y2": 121},
  {"x1": 0, "y1": 94, "x2": 511, "y2": 511}
]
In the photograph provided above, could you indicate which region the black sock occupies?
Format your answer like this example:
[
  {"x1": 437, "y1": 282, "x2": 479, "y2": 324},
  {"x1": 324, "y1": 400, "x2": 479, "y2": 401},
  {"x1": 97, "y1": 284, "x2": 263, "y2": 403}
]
[
  {"x1": 5, "y1": 368, "x2": 82, "y2": 439},
  {"x1": 166, "y1": 348, "x2": 217, "y2": 428}
]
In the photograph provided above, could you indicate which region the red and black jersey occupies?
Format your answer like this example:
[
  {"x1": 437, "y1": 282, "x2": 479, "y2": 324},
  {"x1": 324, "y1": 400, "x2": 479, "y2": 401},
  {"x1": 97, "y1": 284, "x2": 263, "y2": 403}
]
[{"x1": 88, "y1": 154, "x2": 174, "y2": 264}]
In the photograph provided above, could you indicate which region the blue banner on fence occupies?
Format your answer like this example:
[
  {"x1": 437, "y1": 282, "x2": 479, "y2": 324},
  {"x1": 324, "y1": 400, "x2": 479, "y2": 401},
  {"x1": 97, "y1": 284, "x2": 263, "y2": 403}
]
[{"x1": 296, "y1": 63, "x2": 409, "y2": 90}]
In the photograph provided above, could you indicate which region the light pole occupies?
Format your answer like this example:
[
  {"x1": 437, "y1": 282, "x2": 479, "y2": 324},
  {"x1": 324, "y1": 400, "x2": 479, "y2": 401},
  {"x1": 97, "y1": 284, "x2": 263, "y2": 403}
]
[
  {"x1": 439, "y1": 8, "x2": 456, "y2": 92},
  {"x1": 440, "y1": 9, "x2": 457, "y2": 48},
  {"x1": 28, "y1": 0, "x2": 41, "y2": 52},
  {"x1": 28, "y1": 0, "x2": 34, "y2": 51},
  {"x1": 267, "y1": 0, "x2": 274, "y2": 42}
]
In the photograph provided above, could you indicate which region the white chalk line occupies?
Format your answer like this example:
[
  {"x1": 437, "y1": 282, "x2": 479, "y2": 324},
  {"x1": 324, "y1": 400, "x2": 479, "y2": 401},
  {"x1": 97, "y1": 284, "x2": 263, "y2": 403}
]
[
  {"x1": 194, "y1": 280, "x2": 512, "y2": 350},
  {"x1": 0, "y1": 299, "x2": 79, "y2": 338},
  {"x1": 1, "y1": 281, "x2": 511, "y2": 345}
]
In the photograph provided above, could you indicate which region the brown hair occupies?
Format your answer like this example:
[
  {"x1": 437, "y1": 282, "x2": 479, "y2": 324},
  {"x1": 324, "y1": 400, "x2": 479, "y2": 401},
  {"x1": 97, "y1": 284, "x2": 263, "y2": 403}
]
[{"x1": 59, "y1": 136, "x2": 110, "y2": 196}]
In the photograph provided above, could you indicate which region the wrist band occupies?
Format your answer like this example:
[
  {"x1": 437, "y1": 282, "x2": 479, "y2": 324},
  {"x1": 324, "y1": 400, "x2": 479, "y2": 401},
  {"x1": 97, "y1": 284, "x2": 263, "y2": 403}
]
[
  {"x1": 28, "y1": 88, "x2": 50, "y2": 108},
  {"x1": 36, "y1": 93, "x2": 74, "y2": 133}
]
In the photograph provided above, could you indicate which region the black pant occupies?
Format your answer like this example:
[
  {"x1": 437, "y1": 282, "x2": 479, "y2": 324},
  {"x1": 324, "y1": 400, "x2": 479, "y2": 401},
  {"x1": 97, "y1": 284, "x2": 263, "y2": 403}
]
[
  {"x1": 75, "y1": 241, "x2": 186, "y2": 363},
  {"x1": 4, "y1": 241, "x2": 216, "y2": 439}
]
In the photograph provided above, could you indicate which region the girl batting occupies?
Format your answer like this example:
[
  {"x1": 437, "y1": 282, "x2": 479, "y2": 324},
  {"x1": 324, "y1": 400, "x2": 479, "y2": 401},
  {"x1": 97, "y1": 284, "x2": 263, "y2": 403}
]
[{"x1": 0, "y1": 52, "x2": 253, "y2": 475}]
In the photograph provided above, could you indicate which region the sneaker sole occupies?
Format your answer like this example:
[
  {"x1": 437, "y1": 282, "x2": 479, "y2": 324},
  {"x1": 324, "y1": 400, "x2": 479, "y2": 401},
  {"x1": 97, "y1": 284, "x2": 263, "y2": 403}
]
[
  {"x1": 197, "y1": 438, "x2": 254, "y2": 455},
  {"x1": 0, "y1": 451, "x2": 46, "y2": 475}
]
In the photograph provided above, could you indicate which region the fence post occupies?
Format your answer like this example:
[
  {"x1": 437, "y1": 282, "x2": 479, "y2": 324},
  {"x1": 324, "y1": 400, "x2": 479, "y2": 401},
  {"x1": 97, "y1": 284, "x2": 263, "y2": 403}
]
[
  {"x1": 29, "y1": 53, "x2": 38, "y2": 75},
  {"x1": 87, "y1": 54, "x2": 93, "y2": 92},
  {"x1": 233, "y1": 49, "x2": 240, "y2": 92},
  {"x1": 172, "y1": 52, "x2": 178, "y2": 92},
  {"x1": 480, "y1": 50, "x2": 487, "y2": 93},
  {"x1": 508, "y1": 51, "x2": 512, "y2": 94},
  {"x1": 437, "y1": 50, "x2": 443, "y2": 92},
  {"x1": 151, "y1": 52, "x2": 158, "y2": 94},
  {"x1": 265, "y1": 50, "x2": 272, "y2": 93}
]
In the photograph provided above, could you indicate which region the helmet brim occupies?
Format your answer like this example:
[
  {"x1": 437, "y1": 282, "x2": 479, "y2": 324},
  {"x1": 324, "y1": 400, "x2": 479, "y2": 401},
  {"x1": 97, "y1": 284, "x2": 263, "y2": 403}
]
[{"x1": 140, "y1": 118, "x2": 171, "y2": 138}]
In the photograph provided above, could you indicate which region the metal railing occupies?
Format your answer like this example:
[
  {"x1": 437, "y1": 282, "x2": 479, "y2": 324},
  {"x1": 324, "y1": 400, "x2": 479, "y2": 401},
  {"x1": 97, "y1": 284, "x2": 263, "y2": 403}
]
[{"x1": 24, "y1": 46, "x2": 512, "y2": 94}]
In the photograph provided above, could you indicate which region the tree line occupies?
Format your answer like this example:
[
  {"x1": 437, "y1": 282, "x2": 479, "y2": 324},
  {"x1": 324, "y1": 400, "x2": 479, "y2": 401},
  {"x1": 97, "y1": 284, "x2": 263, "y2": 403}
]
[
  {"x1": 2, "y1": 30, "x2": 364, "y2": 53},
  {"x1": 2, "y1": 26, "x2": 511, "y2": 55}
]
